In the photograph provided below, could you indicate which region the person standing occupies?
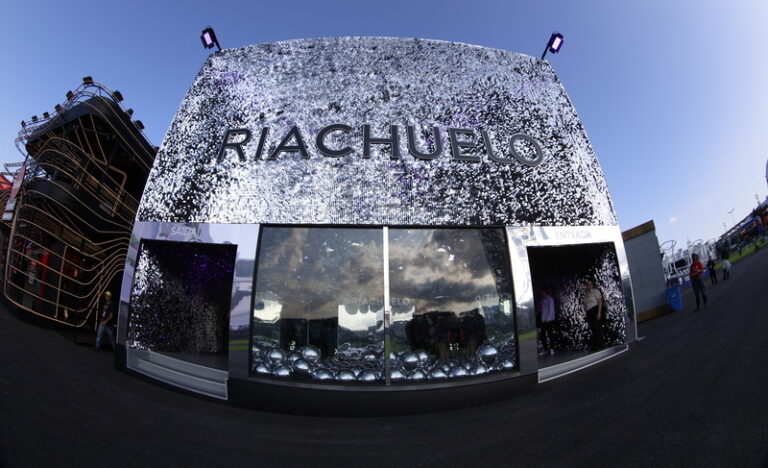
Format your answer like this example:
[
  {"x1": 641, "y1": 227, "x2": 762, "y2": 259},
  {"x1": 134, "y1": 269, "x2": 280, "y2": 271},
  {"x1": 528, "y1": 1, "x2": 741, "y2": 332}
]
[
  {"x1": 706, "y1": 258, "x2": 718, "y2": 286},
  {"x1": 689, "y1": 254, "x2": 708, "y2": 311},
  {"x1": 95, "y1": 291, "x2": 116, "y2": 351},
  {"x1": 538, "y1": 288, "x2": 557, "y2": 356},
  {"x1": 722, "y1": 258, "x2": 732, "y2": 280},
  {"x1": 23, "y1": 256, "x2": 40, "y2": 310},
  {"x1": 584, "y1": 280, "x2": 603, "y2": 351}
]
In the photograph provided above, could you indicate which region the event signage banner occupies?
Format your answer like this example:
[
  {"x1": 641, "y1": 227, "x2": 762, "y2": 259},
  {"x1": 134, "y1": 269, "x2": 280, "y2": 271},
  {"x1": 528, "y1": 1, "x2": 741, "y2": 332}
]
[
  {"x1": 215, "y1": 125, "x2": 544, "y2": 166},
  {"x1": 138, "y1": 37, "x2": 617, "y2": 226}
]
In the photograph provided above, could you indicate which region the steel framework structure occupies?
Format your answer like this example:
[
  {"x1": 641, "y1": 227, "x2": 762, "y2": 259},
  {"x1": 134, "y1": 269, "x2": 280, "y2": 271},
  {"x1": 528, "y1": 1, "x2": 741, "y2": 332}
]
[{"x1": 5, "y1": 81, "x2": 156, "y2": 327}]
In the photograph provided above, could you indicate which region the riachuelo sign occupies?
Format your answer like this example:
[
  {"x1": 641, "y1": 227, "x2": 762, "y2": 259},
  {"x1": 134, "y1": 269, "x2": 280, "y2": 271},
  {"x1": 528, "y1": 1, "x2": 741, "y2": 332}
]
[{"x1": 217, "y1": 124, "x2": 545, "y2": 166}]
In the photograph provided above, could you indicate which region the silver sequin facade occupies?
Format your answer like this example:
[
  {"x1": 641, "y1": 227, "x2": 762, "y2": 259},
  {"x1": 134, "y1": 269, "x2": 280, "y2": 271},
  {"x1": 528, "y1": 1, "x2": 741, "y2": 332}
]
[{"x1": 137, "y1": 37, "x2": 616, "y2": 227}]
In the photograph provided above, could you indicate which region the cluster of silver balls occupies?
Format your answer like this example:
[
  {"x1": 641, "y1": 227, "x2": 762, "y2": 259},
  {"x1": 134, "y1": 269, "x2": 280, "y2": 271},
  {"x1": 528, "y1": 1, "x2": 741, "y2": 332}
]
[
  {"x1": 251, "y1": 341, "x2": 516, "y2": 383},
  {"x1": 251, "y1": 343, "x2": 384, "y2": 382},
  {"x1": 390, "y1": 344, "x2": 516, "y2": 382}
]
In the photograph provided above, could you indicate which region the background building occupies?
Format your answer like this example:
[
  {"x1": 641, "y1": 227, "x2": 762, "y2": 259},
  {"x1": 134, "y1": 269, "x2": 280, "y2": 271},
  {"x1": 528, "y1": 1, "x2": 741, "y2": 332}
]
[{"x1": 623, "y1": 220, "x2": 671, "y2": 320}]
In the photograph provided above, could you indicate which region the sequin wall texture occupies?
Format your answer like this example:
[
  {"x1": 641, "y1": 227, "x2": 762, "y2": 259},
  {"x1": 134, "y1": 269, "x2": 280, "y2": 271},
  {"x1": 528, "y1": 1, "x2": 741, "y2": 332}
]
[
  {"x1": 138, "y1": 37, "x2": 617, "y2": 226},
  {"x1": 127, "y1": 240, "x2": 237, "y2": 353}
]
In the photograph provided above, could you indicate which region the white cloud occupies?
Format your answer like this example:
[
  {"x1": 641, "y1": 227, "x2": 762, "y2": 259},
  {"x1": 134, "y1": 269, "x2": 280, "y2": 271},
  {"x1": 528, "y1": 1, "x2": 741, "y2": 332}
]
[{"x1": 669, "y1": 217, "x2": 679, "y2": 223}]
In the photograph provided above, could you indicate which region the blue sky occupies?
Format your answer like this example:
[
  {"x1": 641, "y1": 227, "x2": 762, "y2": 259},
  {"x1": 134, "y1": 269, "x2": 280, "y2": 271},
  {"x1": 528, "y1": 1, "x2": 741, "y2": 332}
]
[{"x1": 1, "y1": 0, "x2": 766, "y2": 250}]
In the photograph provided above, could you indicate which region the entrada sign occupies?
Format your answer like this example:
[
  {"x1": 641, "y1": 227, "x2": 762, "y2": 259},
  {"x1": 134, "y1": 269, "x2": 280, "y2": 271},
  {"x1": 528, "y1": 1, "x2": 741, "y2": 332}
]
[{"x1": 217, "y1": 124, "x2": 545, "y2": 166}]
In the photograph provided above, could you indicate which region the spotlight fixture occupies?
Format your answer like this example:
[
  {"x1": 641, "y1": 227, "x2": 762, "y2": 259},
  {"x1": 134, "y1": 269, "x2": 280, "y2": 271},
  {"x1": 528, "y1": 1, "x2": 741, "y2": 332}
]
[
  {"x1": 82, "y1": 76, "x2": 93, "y2": 84},
  {"x1": 31, "y1": 115, "x2": 38, "y2": 122},
  {"x1": 21, "y1": 120, "x2": 26, "y2": 128},
  {"x1": 54, "y1": 104, "x2": 62, "y2": 112},
  {"x1": 541, "y1": 31, "x2": 564, "y2": 60},
  {"x1": 112, "y1": 90, "x2": 124, "y2": 102},
  {"x1": 133, "y1": 120, "x2": 144, "y2": 130},
  {"x1": 125, "y1": 108, "x2": 134, "y2": 117},
  {"x1": 201, "y1": 26, "x2": 222, "y2": 51},
  {"x1": 66, "y1": 91, "x2": 74, "y2": 99},
  {"x1": 43, "y1": 112, "x2": 50, "y2": 119}
]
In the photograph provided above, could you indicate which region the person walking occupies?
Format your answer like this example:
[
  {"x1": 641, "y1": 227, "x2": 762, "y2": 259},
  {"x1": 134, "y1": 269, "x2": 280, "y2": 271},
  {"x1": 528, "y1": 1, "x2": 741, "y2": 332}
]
[
  {"x1": 689, "y1": 254, "x2": 708, "y2": 311},
  {"x1": 722, "y1": 258, "x2": 732, "y2": 280},
  {"x1": 706, "y1": 258, "x2": 718, "y2": 286},
  {"x1": 584, "y1": 280, "x2": 603, "y2": 350},
  {"x1": 95, "y1": 291, "x2": 116, "y2": 351}
]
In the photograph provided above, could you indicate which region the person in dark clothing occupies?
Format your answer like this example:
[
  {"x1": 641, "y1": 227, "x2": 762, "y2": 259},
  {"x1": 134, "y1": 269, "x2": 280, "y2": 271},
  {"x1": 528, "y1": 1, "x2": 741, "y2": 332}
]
[
  {"x1": 538, "y1": 288, "x2": 557, "y2": 356},
  {"x1": 95, "y1": 291, "x2": 117, "y2": 350},
  {"x1": 706, "y1": 258, "x2": 718, "y2": 285},
  {"x1": 689, "y1": 254, "x2": 708, "y2": 311}
]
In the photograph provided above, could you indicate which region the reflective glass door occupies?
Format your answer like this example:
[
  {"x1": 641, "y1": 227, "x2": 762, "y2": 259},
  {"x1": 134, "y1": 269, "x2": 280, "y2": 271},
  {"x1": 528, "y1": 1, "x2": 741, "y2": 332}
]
[{"x1": 251, "y1": 227, "x2": 385, "y2": 382}]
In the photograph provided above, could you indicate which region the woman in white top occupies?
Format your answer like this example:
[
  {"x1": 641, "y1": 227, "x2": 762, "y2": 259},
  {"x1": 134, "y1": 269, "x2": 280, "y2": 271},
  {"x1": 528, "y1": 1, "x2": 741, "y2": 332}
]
[
  {"x1": 584, "y1": 280, "x2": 603, "y2": 350},
  {"x1": 722, "y1": 258, "x2": 732, "y2": 280}
]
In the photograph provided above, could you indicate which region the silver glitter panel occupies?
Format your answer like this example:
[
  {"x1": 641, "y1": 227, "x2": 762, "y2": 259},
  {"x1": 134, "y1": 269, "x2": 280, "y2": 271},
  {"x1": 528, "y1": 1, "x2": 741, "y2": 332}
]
[
  {"x1": 127, "y1": 240, "x2": 237, "y2": 355},
  {"x1": 138, "y1": 37, "x2": 617, "y2": 226}
]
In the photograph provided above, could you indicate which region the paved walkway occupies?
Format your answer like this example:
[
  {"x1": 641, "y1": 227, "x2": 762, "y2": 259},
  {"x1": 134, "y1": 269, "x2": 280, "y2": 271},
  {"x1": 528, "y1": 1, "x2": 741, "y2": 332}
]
[{"x1": 1, "y1": 248, "x2": 767, "y2": 467}]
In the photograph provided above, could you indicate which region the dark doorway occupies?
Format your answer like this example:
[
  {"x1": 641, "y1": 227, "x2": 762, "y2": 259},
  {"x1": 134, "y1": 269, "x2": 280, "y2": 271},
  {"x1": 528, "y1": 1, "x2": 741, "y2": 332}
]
[
  {"x1": 127, "y1": 240, "x2": 237, "y2": 369},
  {"x1": 527, "y1": 243, "x2": 627, "y2": 364}
]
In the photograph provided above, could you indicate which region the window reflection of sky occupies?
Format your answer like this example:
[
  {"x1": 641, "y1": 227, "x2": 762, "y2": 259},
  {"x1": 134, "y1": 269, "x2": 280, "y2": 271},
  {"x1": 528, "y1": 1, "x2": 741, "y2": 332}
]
[
  {"x1": 254, "y1": 227, "x2": 511, "y2": 326},
  {"x1": 253, "y1": 299, "x2": 281, "y2": 323},
  {"x1": 253, "y1": 227, "x2": 384, "y2": 346},
  {"x1": 337, "y1": 304, "x2": 383, "y2": 334},
  {"x1": 389, "y1": 229, "x2": 505, "y2": 317},
  {"x1": 250, "y1": 226, "x2": 517, "y2": 380}
]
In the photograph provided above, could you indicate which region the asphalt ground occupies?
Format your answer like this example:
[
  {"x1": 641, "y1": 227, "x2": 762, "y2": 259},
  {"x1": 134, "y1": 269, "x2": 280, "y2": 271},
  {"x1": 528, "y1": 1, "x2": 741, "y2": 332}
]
[{"x1": 1, "y1": 248, "x2": 767, "y2": 467}]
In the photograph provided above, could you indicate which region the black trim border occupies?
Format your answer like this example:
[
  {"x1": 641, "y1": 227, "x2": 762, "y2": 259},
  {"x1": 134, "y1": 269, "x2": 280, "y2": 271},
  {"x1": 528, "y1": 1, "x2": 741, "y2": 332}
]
[{"x1": 227, "y1": 372, "x2": 537, "y2": 416}]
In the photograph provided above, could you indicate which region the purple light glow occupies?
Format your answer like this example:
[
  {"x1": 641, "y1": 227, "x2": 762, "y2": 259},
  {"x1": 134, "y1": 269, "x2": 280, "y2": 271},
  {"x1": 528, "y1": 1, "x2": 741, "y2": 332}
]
[{"x1": 128, "y1": 240, "x2": 237, "y2": 353}]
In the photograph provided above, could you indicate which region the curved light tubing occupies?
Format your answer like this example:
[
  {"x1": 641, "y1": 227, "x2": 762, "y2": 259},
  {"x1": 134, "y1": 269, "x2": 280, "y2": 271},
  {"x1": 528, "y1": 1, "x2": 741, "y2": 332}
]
[{"x1": 6, "y1": 81, "x2": 155, "y2": 328}]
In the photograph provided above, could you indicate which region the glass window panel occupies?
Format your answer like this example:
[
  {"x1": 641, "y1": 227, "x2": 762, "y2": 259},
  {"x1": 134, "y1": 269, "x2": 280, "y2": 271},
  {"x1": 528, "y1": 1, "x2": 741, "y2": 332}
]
[
  {"x1": 388, "y1": 228, "x2": 516, "y2": 382},
  {"x1": 251, "y1": 227, "x2": 384, "y2": 383}
]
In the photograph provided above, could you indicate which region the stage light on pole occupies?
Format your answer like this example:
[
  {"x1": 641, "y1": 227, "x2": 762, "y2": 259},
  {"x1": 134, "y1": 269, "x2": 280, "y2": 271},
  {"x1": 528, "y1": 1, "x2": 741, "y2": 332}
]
[
  {"x1": 541, "y1": 31, "x2": 564, "y2": 60},
  {"x1": 201, "y1": 26, "x2": 221, "y2": 51}
]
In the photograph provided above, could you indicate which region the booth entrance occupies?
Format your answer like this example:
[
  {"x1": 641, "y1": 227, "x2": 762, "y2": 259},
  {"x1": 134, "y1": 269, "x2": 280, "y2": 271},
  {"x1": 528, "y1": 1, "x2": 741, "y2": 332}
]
[
  {"x1": 127, "y1": 239, "x2": 237, "y2": 370},
  {"x1": 527, "y1": 243, "x2": 628, "y2": 367}
]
